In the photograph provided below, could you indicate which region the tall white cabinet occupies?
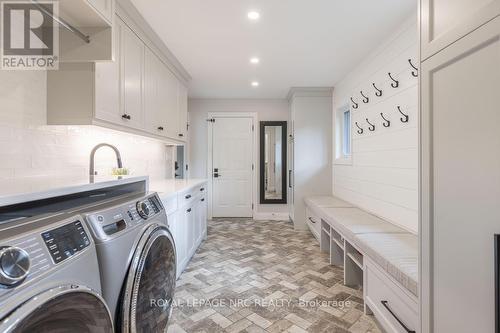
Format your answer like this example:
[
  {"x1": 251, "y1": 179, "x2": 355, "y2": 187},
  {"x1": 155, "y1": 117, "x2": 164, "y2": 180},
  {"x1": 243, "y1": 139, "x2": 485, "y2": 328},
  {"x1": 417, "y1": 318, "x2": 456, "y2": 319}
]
[
  {"x1": 420, "y1": 2, "x2": 500, "y2": 333},
  {"x1": 287, "y1": 88, "x2": 333, "y2": 230}
]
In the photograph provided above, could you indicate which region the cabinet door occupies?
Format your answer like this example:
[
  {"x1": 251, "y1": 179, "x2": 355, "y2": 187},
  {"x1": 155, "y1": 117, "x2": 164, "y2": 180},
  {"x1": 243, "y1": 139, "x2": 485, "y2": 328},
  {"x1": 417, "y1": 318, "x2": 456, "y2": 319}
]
[
  {"x1": 167, "y1": 211, "x2": 181, "y2": 276},
  {"x1": 95, "y1": 14, "x2": 120, "y2": 124},
  {"x1": 200, "y1": 197, "x2": 207, "y2": 239},
  {"x1": 162, "y1": 65, "x2": 180, "y2": 139},
  {"x1": 177, "y1": 83, "x2": 188, "y2": 140},
  {"x1": 421, "y1": 0, "x2": 500, "y2": 60},
  {"x1": 421, "y1": 17, "x2": 500, "y2": 333},
  {"x1": 144, "y1": 48, "x2": 167, "y2": 136},
  {"x1": 185, "y1": 206, "x2": 195, "y2": 256},
  {"x1": 121, "y1": 20, "x2": 144, "y2": 130}
]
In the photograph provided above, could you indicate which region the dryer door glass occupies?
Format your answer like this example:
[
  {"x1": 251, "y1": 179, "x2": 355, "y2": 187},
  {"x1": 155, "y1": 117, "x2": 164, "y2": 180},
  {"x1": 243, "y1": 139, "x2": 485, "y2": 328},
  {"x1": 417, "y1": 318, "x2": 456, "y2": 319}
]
[
  {"x1": 5, "y1": 289, "x2": 113, "y2": 333},
  {"x1": 123, "y1": 227, "x2": 177, "y2": 332}
]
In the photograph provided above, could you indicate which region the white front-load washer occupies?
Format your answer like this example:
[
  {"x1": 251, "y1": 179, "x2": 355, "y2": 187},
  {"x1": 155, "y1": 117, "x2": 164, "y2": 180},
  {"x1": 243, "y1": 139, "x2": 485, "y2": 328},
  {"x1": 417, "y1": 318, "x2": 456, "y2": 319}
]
[
  {"x1": 0, "y1": 213, "x2": 113, "y2": 333},
  {"x1": 81, "y1": 192, "x2": 177, "y2": 333}
]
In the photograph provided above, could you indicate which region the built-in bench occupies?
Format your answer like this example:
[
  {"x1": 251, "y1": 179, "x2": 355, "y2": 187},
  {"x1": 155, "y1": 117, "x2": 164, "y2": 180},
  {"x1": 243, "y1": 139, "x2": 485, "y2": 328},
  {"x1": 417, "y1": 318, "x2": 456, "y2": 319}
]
[{"x1": 304, "y1": 196, "x2": 418, "y2": 333}]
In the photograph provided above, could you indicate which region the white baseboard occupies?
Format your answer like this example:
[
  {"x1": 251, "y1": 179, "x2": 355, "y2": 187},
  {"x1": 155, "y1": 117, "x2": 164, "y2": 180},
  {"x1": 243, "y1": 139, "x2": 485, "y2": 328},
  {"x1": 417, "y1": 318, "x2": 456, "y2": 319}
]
[{"x1": 253, "y1": 212, "x2": 290, "y2": 221}]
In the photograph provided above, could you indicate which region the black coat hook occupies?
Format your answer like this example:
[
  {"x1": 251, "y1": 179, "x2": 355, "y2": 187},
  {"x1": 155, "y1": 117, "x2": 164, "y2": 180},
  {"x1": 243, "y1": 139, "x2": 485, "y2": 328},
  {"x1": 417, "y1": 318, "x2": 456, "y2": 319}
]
[
  {"x1": 388, "y1": 72, "x2": 399, "y2": 88},
  {"x1": 408, "y1": 59, "x2": 418, "y2": 77},
  {"x1": 366, "y1": 118, "x2": 375, "y2": 131},
  {"x1": 360, "y1": 91, "x2": 369, "y2": 103},
  {"x1": 351, "y1": 97, "x2": 359, "y2": 109},
  {"x1": 372, "y1": 83, "x2": 382, "y2": 97},
  {"x1": 355, "y1": 122, "x2": 364, "y2": 134},
  {"x1": 397, "y1": 106, "x2": 409, "y2": 123},
  {"x1": 380, "y1": 113, "x2": 391, "y2": 127}
]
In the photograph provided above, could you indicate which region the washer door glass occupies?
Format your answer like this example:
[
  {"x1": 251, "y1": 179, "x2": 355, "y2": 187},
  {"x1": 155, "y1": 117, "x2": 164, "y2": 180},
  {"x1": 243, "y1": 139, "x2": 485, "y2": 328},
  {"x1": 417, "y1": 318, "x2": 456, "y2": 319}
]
[
  {"x1": 122, "y1": 225, "x2": 177, "y2": 333},
  {"x1": 3, "y1": 287, "x2": 113, "y2": 333}
]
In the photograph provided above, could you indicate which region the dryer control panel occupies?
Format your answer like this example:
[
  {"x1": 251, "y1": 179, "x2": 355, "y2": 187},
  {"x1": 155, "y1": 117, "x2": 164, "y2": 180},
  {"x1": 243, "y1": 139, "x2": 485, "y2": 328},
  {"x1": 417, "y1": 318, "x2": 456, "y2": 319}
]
[{"x1": 85, "y1": 193, "x2": 166, "y2": 241}]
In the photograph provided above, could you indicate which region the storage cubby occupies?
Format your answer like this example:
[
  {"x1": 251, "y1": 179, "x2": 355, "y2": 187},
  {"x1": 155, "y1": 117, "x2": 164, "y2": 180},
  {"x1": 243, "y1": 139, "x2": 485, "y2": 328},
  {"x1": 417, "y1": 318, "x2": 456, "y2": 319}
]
[
  {"x1": 320, "y1": 220, "x2": 331, "y2": 253},
  {"x1": 344, "y1": 241, "x2": 364, "y2": 287}
]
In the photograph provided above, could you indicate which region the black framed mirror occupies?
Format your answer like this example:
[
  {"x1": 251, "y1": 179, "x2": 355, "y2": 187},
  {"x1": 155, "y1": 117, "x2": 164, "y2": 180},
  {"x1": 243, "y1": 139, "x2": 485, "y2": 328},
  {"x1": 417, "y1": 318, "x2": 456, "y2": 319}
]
[{"x1": 260, "y1": 121, "x2": 287, "y2": 204}]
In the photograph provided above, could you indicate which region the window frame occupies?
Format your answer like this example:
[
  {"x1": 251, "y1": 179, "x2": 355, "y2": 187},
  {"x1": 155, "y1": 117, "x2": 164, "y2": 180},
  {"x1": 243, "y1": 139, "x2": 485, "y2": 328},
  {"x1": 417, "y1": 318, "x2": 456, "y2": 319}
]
[{"x1": 335, "y1": 104, "x2": 353, "y2": 165}]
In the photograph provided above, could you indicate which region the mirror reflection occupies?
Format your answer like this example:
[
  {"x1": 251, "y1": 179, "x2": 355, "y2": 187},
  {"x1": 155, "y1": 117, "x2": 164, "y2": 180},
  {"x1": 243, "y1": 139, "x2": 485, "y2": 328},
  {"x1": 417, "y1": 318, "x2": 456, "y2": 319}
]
[{"x1": 260, "y1": 121, "x2": 287, "y2": 204}]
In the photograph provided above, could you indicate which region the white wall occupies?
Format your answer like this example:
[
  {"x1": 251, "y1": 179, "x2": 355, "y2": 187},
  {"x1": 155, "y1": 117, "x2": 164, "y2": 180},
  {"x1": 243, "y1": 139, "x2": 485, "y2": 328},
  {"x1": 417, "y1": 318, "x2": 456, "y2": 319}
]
[
  {"x1": 333, "y1": 16, "x2": 418, "y2": 233},
  {"x1": 188, "y1": 99, "x2": 289, "y2": 218},
  {"x1": 0, "y1": 70, "x2": 173, "y2": 197}
]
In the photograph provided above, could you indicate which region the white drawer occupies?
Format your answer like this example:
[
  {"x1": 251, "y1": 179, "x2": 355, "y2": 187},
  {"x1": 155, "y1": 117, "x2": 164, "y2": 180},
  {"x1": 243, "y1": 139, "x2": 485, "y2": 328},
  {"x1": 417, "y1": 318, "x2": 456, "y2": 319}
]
[
  {"x1": 306, "y1": 207, "x2": 321, "y2": 241},
  {"x1": 364, "y1": 257, "x2": 419, "y2": 333}
]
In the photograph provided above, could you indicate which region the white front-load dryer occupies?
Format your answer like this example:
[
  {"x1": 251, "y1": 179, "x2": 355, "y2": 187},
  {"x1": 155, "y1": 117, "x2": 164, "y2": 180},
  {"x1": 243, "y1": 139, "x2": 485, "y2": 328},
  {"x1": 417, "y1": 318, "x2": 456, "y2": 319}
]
[
  {"x1": 82, "y1": 192, "x2": 176, "y2": 333},
  {"x1": 0, "y1": 214, "x2": 113, "y2": 333}
]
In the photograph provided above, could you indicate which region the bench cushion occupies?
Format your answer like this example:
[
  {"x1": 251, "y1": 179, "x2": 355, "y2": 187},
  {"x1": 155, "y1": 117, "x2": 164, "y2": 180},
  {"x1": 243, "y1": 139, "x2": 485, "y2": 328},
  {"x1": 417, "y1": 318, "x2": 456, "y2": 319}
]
[
  {"x1": 320, "y1": 207, "x2": 408, "y2": 240},
  {"x1": 304, "y1": 196, "x2": 353, "y2": 208},
  {"x1": 356, "y1": 233, "x2": 418, "y2": 296}
]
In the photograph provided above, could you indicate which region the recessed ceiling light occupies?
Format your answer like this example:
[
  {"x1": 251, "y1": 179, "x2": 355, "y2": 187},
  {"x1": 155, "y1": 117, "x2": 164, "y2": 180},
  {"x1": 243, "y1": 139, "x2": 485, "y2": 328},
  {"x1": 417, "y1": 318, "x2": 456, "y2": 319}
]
[
  {"x1": 251, "y1": 81, "x2": 259, "y2": 87},
  {"x1": 247, "y1": 11, "x2": 260, "y2": 20},
  {"x1": 250, "y1": 57, "x2": 260, "y2": 64}
]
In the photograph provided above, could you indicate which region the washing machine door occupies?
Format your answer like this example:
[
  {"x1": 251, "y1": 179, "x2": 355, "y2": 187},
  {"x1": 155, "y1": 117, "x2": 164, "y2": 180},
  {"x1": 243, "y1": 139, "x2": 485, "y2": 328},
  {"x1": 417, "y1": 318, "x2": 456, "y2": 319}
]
[
  {"x1": 0, "y1": 285, "x2": 113, "y2": 333},
  {"x1": 121, "y1": 224, "x2": 176, "y2": 333}
]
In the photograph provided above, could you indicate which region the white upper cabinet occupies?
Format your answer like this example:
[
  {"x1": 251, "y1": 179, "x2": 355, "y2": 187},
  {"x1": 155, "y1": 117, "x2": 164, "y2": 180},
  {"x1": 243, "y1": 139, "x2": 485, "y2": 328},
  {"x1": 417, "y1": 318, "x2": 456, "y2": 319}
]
[
  {"x1": 163, "y1": 64, "x2": 181, "y2": 139},
  {"x1": 120, "y1": 20, "x2": 144, "y2": 130},
  {"x1": 48, "y1": 9, "x2": 189, "y2": 143},
  {"x1": 177, "y1": 83, "x2": 188, "y2": 139},
  {"x1": 421, "y1": 0, "x2": 500, "y2": 60},
  {"x1": 95, "y1": 15, "x2": 121, "y2": 124}
]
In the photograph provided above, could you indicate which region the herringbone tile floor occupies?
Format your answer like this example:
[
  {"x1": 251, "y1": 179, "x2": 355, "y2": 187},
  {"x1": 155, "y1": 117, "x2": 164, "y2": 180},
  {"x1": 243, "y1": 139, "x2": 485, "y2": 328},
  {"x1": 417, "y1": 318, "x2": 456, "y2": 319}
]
[{"x1": 167, "y1": 218, "x2": 382, "y2": 333}]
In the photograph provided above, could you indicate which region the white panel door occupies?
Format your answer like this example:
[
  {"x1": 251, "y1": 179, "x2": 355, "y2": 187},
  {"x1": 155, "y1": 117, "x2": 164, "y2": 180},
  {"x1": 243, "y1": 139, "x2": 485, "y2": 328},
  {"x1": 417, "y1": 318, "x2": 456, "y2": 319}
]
[
  {"x1": 212, "y1": 117, "x2": 253, "y2": 217},
  {"x1": 421, "y1": 17, "x2": 500, "y2": 333}
]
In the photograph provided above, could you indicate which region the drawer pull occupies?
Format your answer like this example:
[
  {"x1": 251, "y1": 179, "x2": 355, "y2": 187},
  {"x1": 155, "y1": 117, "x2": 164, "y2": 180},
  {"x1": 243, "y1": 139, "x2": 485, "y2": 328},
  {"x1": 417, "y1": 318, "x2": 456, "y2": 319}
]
[
  {"x1": 201, "y1": 198, "x2": 205, "y2": 202},
  {"x1": 186, "y1": 208, "x2": 192, "y2": 213},
  {"x1": 200, "y1": 188, "x2": 205, "y2": 192},
  {"x1": 185, "y1": 194, "x2": 192, "y2": 199},
  {"x1": 308, "y1": 217, "x2": 317, "y2": 224},
  {"x1": 381, "y1": 300, "x2": 415, "y2": 333}
]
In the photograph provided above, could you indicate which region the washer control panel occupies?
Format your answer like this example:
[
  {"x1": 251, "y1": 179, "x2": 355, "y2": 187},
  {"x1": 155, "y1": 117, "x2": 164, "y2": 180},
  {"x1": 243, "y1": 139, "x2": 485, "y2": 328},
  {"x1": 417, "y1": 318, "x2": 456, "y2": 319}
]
[{"x1": 41, "y1": 221, "x2": 90, "y2": 264}]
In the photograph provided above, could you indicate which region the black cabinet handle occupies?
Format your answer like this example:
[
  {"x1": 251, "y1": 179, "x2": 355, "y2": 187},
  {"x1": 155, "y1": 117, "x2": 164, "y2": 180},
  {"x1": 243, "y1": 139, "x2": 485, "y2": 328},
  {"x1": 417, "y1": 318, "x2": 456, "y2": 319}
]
[
  {"x1": 185, "y1": 194, "x2": 192, "y2": 199},
  {"x1": 201, "y1": 198, "x2": 205, "y2": 202},
  {"x1": 122, "y1": 114, "x2": 131, "y2": 120},
  {"x1": 186, "y1": 208, "x2": 192, "y2": 213},
  {"x1": 157, "y1": 126, "x2": 164, "y2": 131},
  {"x1": 380, "y1": 301, "x2": 415, "y2": 333},
  {"x1": 288, "y1": 170, "x2": 292, "y2": 188},
  {"x1": 178, "y1": 133, "x2": 184, "y2": 137},
  {"x1": 308, "y1": 217, "x2": 317, "y2": 224},
  {"x1": 200, "y1": 188, "x2": 205, "y2": 192}
]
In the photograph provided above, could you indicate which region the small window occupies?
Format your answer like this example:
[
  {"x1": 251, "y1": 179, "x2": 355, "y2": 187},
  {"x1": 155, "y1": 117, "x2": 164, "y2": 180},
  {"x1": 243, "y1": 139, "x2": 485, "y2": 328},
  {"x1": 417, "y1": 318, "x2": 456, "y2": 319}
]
[
  {"x1": 335, "y1": 105, "x2": 352, "y2": 165},
  {"x1": 342, "y1": 110, "x2": 351, "y2": 156}
]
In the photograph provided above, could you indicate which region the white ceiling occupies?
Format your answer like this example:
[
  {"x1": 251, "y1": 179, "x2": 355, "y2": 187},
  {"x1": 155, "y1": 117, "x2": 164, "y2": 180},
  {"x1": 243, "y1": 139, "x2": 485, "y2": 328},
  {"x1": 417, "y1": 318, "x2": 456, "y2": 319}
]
[{"x1": 131, "y1": 0, "x2": 416, "y2": 99}]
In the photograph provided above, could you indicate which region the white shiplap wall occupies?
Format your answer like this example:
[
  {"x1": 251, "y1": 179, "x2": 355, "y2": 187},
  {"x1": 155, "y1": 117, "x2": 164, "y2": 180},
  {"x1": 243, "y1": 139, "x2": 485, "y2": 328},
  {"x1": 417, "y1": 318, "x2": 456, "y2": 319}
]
[
  {"x1": 0, "y1": 70, "x2": 173, "y2": 197},
  {"x1": 333, "y1": 16, "x2": 418, "y2": 233}
]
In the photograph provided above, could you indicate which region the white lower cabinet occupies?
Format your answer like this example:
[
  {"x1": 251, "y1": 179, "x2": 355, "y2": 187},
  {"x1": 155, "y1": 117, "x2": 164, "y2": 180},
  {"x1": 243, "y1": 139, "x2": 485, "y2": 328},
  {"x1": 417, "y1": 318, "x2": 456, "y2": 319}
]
[
  {"x1": 364, "y1": 257, "x2": 419, "y2": 333},
  {"x1": 162, "y1": 183, "x2": 208, "y2": 278}
]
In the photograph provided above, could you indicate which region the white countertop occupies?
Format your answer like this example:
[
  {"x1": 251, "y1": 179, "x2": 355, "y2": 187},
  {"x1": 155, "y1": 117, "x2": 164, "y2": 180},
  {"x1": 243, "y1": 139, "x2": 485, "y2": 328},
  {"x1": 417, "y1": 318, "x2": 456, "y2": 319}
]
[
  {"x1": 0, "y1": 176, "x2": 207, "y2": 207},
  {"x1": 0, "y1": 176, "x2": 149, "y2": 207},
  {"x1": 149, "y1": 178, "x2": 208, "y2": 201}
]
